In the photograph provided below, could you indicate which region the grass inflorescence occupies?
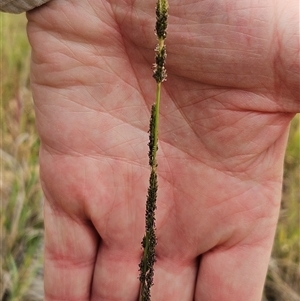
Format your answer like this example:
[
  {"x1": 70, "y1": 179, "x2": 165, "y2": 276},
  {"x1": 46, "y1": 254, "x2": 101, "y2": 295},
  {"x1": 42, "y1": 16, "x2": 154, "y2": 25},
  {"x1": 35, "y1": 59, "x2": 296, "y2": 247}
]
[{"x1": 138, "y1": 1, "x2": 168, "y2": 300}]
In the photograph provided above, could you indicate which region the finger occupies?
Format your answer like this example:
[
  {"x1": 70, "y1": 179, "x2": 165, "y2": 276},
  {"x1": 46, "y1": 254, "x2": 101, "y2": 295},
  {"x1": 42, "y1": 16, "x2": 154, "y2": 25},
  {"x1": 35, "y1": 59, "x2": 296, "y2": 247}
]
[
  {"x1": 195, "y1": 240, "x2": 274, "y2": 301},
  {"x1": 44, "y1": 199, "x2": 99, "y2": 301},
  {"x1": 150, "y1": 257, "x2": 198, "y2": 300},
  {"x1": 91, "y1": 245, "x2": 141, "y2": 300}
]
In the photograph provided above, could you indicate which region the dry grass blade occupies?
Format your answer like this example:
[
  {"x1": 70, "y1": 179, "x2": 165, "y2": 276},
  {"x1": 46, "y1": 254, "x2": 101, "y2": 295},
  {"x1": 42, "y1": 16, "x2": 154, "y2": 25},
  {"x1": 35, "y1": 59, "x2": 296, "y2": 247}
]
[
  {"x1": 265, "y1": 258, "x2": 300, "y2": 301},
  {"x1": 1, "y1": 12, "x2": 44, "y2": 301}
]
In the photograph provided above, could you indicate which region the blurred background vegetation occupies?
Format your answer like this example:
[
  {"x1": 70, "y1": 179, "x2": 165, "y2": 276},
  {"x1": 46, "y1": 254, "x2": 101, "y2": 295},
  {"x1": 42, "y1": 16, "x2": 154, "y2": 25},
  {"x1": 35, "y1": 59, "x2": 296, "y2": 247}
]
[{"x1": 0, "y1": 12, "x2": 299, "y2": 301}]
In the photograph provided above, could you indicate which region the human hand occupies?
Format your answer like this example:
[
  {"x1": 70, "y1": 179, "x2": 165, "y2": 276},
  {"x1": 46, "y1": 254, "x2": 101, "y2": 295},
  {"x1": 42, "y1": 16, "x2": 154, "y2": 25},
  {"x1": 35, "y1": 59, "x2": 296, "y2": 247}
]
[{"x1": 26, "y1": 0, "x2": 299, "y2": 300}]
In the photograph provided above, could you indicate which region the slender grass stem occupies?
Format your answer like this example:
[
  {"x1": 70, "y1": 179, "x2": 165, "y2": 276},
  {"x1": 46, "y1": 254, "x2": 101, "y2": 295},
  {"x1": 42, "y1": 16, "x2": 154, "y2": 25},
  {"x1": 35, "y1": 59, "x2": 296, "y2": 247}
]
[
  {"x1": 138, "y1": 1, "x2": 168, "y2": 300},
  {"x1": 153, "y1": 82, "x2": 161, "y2": 157}
]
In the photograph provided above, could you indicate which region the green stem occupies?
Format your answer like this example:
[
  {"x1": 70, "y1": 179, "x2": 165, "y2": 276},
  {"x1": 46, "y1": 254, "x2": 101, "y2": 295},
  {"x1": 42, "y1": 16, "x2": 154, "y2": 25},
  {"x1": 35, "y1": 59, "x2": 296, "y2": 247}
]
[{"x1": 153, "y1": 82, "x2": 161, "y2": 160}]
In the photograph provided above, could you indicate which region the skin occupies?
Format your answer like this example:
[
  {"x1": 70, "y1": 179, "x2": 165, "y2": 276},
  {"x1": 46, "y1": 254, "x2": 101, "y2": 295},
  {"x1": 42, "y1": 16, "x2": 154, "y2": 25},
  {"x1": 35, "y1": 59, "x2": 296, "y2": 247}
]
[{"x1": 26, "y1": 0, "x2": 299, "y2": 300}]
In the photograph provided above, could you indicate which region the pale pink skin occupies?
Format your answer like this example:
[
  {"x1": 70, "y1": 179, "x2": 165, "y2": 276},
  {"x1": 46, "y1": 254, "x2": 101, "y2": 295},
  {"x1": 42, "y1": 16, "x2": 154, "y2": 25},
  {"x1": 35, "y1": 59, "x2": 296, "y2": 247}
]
[{"x1": 26, "y1": 0, "x2": 299, "y2": 300}]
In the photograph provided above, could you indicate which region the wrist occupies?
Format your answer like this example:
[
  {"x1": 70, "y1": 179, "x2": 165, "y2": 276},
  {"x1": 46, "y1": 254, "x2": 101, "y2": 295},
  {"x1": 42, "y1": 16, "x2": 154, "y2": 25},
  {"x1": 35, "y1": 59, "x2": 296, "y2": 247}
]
[{"x1": 0, "y1": 0, "x2": 50, "y2": 14}]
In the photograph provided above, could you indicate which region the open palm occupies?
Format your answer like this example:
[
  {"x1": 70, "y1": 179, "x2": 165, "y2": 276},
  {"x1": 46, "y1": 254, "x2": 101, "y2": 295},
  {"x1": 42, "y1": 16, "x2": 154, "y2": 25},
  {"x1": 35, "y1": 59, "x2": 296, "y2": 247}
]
[{"x1": 27, "y1": 0, "x2": 299, "y2": 300}]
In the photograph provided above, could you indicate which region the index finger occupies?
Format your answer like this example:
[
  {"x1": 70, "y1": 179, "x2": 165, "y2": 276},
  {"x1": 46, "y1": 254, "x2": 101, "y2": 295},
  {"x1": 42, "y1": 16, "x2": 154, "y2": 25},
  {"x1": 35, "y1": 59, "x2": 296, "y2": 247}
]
[{"x1": 44, "y1": 199, "x2": 99, "y2": 300}]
